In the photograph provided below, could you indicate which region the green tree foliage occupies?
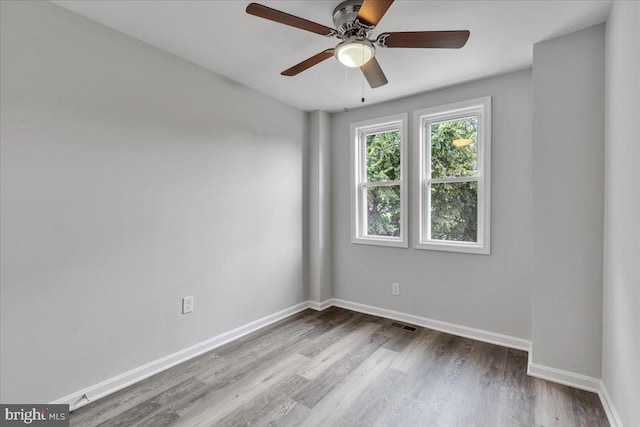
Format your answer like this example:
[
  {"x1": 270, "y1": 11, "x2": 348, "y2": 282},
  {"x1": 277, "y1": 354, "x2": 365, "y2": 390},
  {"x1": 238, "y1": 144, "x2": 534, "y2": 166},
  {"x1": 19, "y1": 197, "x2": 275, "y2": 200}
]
[
  {"x1": 363, "y1": 118, "x2": 479, "y2": 242},
  {"x1": 365, "y1": 131, "x2": 401, "y2": 237},
  {"x1": 431, "y1": 181, "x2": 478, "y2": 242},
  {"x1": 430, "y1": 118, "x2": 478, "y2": 242}
]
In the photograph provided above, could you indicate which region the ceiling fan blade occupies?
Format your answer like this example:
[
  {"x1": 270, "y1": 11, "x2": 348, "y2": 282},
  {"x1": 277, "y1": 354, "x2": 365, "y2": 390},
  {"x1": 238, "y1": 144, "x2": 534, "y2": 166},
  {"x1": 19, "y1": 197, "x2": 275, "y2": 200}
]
[
  {"x1": 357, "y1": 0, "x2": 394, "y2": 27},
  {"x1": 380, "y1": 31, "x2": 470, "y2": 48},
  {"x1": 360, "y1": 57, "x2": 388, "y2": 88},
  {"x1": 246, "y1": 3, "x2": 334, "y2": 36},
  {"x1": 281, "y1": 49, "x2": 335, "y2": 76}
]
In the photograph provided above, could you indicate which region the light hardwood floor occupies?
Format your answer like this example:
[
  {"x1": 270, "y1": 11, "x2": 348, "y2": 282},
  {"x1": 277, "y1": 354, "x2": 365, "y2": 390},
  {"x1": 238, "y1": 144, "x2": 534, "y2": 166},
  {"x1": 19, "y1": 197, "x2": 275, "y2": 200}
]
[{"x1": 70, "y1": 307, "x2": 609, "y2": 426}]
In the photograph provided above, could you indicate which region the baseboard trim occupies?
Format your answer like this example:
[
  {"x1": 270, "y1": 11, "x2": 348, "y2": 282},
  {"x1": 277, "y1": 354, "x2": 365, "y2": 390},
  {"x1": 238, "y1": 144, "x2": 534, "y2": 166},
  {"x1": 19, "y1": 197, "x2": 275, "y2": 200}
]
[
  {"x1": 526, "y1": 351, "x2": 601, "y2": 393},
  {"x1": 307, "y1": 299, "x2": 333, "y2": 311},
  {"x1": 56, "y1": 296, "x2": 619, "y2": 425},
  {"x1": 329, "y1": 298, "x2": 531, "y2": 351},
  {"x1": 53, "y1": 297, "x2": 530, "y2": 410},
  {"x1": 53, "y1": 300, "x2": 312, "y2": 411},
  {"x1": 526, "y1": 353, "x2": 624, "y2": 426},
  {"x1": 598, "y1": 381, "x2": 624, "y2": 427}
]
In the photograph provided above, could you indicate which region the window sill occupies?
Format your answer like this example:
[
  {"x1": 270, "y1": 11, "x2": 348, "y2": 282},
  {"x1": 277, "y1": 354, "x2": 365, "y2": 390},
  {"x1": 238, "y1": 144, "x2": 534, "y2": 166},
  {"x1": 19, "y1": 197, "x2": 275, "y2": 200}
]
[
  {"x1": 352, "y1": 236, "x2": 408, "y2": 248},
  {"x1": 414, "y1": 240, "x2": 490, "y2": 255}
]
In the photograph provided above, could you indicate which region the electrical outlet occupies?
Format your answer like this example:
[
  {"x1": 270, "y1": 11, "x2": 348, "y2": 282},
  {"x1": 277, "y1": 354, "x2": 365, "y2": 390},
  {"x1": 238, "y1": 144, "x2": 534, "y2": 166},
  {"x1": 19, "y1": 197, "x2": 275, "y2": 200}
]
[
  {"x1": 392, "y1": 283, "x2": 400, "y2": 296},
  {"x1": 182, "y1": 296, "x2": 194, "y2": 314}
]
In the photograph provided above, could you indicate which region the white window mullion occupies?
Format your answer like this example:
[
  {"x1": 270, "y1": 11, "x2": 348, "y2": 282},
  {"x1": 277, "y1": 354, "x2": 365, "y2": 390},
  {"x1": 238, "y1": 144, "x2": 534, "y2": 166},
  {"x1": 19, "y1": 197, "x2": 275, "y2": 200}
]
[
  {"x1": 428, "y1": 176, "x2": 478, "y2": 184},
  {"x1": 476, "y1": 174, "x2": 484, "y2": 246},
  {"x1": 358, "y1": 132, "x2": 366, "y2": 238},
  {"x1": 359, "y1": 183, "x2": 366, "y2": 238},
  {"x1": 425, "y1": 179, "x2": 432, "y2": 242},
  {"x1": 362, "y1": 180, "x2": 402, "y2": 188}
]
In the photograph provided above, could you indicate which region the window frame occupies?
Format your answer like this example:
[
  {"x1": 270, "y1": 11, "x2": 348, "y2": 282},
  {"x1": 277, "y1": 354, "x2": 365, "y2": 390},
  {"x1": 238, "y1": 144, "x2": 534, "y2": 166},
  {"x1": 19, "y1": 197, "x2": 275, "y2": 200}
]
[
  {"x1": 350, "y1": 113, "x2": 408, "y2": 248},
  {"x1": 413, "y1": 97, "x2": 491, "y2": 254}
]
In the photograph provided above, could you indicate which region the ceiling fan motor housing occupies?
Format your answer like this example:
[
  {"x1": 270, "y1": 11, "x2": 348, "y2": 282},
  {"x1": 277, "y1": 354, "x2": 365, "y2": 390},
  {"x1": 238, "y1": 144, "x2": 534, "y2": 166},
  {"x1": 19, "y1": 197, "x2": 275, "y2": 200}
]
[{"x1": 332, "y1": 0, "x2": 373, "y2": 38}]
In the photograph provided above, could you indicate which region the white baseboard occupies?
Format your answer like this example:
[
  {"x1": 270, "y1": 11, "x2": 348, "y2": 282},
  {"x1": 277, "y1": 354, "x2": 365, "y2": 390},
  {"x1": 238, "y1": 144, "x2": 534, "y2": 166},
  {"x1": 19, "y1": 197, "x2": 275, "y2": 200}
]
[
  {"x1": 53, "y1": 297, "x2": 529, "y2": 411},
  {"x1": 527, "y1": 352, "x2": 624, "y2": 427},
  {"x1": 55, "y1": 296, "x2": 620, "y2": 427},
  {"x1": 307, "y1": 299, "x2": 333, "y2": 311},
  {"x1": 329, "y1": 298, "x2": 531, "y2": 351},
  {"x1": 598, "y1": 381, "x2": 623, "y2": 427},
  {"x1": 526, "y1": 351, "x2": 601, "y2": 393},
  {"x1": 53, "y1": 301, "x2": 312, "y2": 411}
]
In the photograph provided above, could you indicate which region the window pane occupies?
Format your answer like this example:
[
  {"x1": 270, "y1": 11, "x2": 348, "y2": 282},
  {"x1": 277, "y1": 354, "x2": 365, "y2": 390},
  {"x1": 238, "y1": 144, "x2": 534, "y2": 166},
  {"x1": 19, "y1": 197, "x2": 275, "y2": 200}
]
[
  {"x1": 430, "y1": 181, "x2": 478, "y2": 242},
  {"x1": 366, "y1": 185, "x2": 401, "y2": 237},
  {"x1": 366, "y1": 130, "x2": 400, "y2": 182},
  {"x1": 430, "y1": 117, "x2": 477, "y2": 179}
]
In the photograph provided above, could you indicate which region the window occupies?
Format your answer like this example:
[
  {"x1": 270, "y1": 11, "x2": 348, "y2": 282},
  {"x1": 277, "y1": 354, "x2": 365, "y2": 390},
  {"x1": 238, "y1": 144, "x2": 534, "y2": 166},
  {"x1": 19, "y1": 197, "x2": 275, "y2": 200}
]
[
  {"x1": 351, "y1": 114, "x2": 408, "y2": 247},
  {"x1": 414, "y1": 97, "x2": 491, "y2": 254}
]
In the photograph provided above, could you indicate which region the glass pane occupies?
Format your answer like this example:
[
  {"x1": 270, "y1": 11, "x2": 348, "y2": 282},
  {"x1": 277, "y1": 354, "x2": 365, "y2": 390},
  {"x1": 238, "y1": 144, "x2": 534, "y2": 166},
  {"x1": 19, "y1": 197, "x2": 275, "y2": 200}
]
[
  {"x1": 366, "y1": 185, "x2": 401, "y2": 237},
  {"x1": 430, "y1": 117, "x2": 477, "y2": 179},
  {"x1": 430, "y1": 181, "x2": 478, "y2": 242},
  {"x1": 366, "y1": 130, "x2": 400, "y2": 182}
]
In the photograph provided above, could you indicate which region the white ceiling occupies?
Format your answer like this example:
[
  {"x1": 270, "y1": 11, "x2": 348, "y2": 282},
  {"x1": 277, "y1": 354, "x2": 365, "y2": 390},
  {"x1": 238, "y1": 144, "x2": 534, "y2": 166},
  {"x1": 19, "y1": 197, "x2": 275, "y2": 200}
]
[{"x1": 51, "y1": 0, "x2": 612, "y2": 112}]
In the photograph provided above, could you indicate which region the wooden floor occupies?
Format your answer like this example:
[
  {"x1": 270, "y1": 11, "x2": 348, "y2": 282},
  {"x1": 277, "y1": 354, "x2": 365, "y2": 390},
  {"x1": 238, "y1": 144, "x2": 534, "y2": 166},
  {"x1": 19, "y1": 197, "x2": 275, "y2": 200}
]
[{"x1": 70, "y1": 307, "x2": 608, "y2": 426}]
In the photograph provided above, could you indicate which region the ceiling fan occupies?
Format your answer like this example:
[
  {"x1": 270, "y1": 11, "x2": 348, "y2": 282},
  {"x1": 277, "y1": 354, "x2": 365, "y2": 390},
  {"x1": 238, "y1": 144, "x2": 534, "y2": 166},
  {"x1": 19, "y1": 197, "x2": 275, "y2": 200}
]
[{"x1": 246, "y1": 0, "x2": 470, "y2": 89}]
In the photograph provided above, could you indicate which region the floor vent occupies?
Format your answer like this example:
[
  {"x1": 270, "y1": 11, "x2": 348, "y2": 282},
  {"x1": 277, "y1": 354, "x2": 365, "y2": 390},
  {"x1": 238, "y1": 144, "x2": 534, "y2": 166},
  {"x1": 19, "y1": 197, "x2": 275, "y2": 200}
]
[{"x1": 390, "y1": 322, "x2": 418, "y2": 333}]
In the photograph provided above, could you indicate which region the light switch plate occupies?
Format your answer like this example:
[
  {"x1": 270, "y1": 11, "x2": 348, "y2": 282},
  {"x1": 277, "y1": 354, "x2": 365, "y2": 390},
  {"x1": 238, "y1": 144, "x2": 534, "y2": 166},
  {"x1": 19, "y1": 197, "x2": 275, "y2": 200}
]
[
  {"x1": 182, "y1": 296, "x2": 194, "y2": 314},
  {"x1": 392, "y1": 283, "x2": 400, "y2": 296}
]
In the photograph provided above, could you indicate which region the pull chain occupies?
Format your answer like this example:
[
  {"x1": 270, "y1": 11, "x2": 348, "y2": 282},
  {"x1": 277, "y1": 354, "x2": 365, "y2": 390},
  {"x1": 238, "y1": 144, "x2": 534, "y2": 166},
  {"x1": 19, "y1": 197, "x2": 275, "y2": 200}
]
[
  {"x1": 344, "y1": 66, "x2": 349, "y2": 112},
  {"x1": 361, "y1": 43, "x2": 365, "y2": 103},
  {"x1": 361, "y1": 69, "x2": 365, "y2": 103}
]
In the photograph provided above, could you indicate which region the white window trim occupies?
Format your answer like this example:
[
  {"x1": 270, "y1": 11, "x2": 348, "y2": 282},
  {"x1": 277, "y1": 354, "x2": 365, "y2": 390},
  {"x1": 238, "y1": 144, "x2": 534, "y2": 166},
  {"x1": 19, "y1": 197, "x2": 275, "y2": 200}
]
[
  {"x1": 350, "y1": 113, "x2": 408, "y2": 248},
  {"x1": 413, "y1": 97, "x2": 491, "y2": 255}
]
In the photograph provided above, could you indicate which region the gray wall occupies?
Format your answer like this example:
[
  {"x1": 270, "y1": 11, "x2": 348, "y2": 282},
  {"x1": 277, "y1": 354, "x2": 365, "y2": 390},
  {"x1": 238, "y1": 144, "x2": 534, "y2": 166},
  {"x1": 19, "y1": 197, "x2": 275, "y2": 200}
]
[
  {"x1": 308, "y1": 111, "x2": 333, "y2": 303},
  {"x1": 0, "y1": 1, "x2": 306, "y2": 403},
  {"x1": 531, "y1": 24, "x2": 605, "y2": 378},
  {"x1": 331, "y1": 70, "x2": 533, "y2": 340},
  {"x1": 603, "y1": 2, "x2": 640, "y2": 425}
]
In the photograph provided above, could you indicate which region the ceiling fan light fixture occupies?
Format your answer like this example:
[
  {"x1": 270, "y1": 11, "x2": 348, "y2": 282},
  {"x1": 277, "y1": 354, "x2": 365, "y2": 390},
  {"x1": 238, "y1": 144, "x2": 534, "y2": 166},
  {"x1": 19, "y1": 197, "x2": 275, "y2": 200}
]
[{"x1": 335, "y1": 38, "x2": 375, "y2": 68}]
